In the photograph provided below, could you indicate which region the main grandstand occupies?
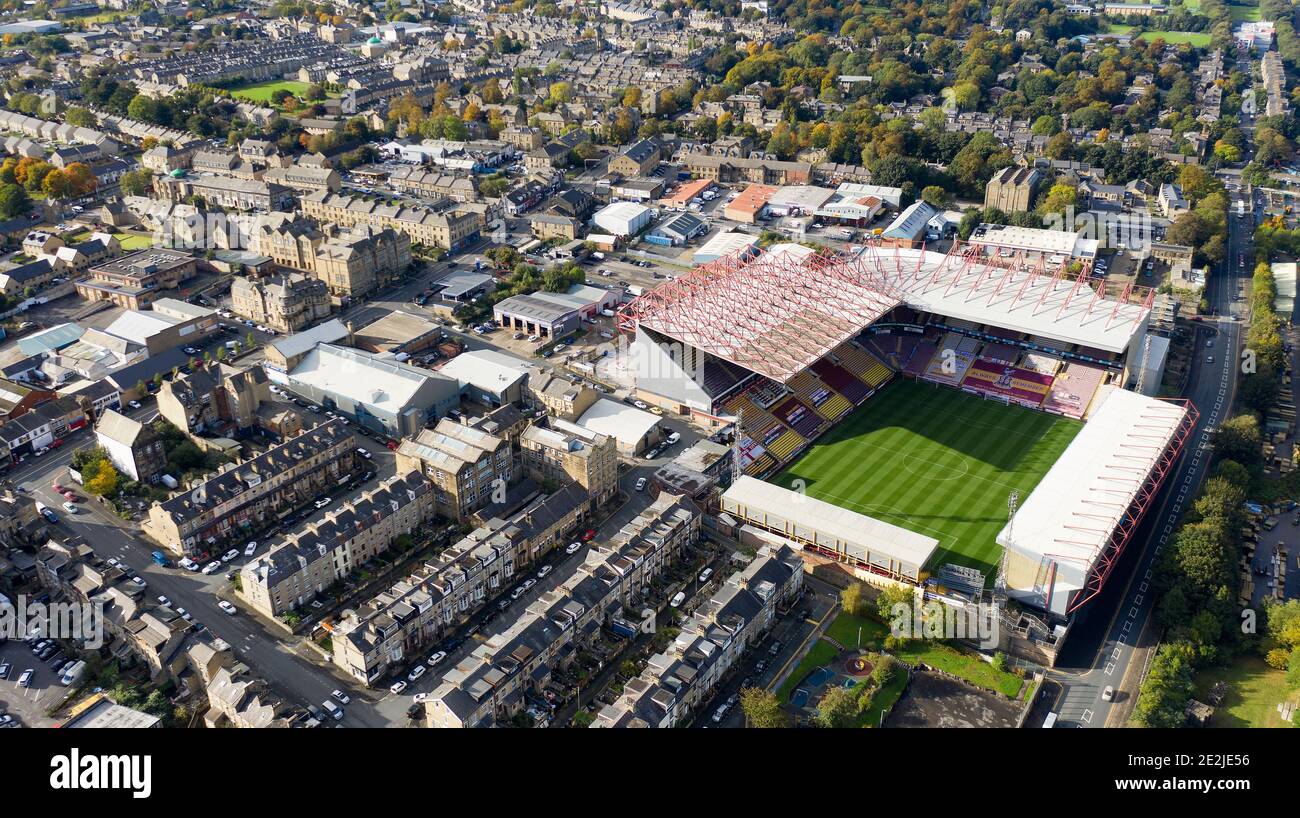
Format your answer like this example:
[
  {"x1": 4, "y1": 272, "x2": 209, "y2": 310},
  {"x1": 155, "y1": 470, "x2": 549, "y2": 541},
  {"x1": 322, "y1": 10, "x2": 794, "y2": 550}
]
[{"x1": 622, "y1": 241, "x2": 1197, "y2": 619}]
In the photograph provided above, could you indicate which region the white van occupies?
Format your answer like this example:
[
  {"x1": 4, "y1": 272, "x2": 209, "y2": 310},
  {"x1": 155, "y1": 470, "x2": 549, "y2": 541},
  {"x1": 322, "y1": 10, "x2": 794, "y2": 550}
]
[
  {"x1": 321, "y1": 699, "x2": 344, "y2": 720},
  {"x1": 670, "y1": 591, "x2": 686, "y2": 607},
  {"x1": 60, "y1": 660, "x2": 86, "y2": 686}
]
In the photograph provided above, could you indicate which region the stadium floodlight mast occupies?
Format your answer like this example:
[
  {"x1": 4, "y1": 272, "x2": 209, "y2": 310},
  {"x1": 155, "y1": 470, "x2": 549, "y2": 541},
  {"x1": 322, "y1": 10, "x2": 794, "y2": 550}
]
[{"x1": 1006, "y1": 490, "x2": 1019, "y2": 542}]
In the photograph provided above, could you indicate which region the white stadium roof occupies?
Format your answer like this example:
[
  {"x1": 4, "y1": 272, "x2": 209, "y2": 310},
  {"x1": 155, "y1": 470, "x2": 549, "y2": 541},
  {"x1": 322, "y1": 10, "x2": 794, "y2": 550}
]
[
  {"x1": 996, "y1": 386, "x2": 1191, "y2": 617},
  {"x1": 721, "y1": 476, "x2": 938, "y2": 580},
  {"x1": 881, "y1": 245, "x2": 1148, "y2": 354}
]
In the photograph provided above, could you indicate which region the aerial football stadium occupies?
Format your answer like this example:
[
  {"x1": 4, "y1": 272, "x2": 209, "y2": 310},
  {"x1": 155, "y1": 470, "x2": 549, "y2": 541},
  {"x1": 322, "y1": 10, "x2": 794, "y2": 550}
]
[{"x1": 620, "y1": 241, "x2": 1198, "y2": 620}]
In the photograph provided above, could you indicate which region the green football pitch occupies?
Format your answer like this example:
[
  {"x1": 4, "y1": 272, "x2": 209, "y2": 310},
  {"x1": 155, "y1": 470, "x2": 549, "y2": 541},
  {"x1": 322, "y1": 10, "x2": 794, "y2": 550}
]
[{"x1": 773, "y1": 378, "x2": 1082, "y2": 578}]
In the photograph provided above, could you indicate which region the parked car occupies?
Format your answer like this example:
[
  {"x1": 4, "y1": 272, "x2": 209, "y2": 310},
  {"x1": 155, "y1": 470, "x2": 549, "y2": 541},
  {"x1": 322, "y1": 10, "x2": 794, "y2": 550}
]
[
  {"x1": 17, "y1": 669, "x2": 33, "y2": 688},
  {"x1": 426, "y1": 651, "x2": 447, "y2": 667},
  {"x1": 217, "y1": 600, "x2": 238, "y2": 615},
  {"x1": 331, "y1": 689, "x2": 351, "y2": 705},
  {"x1": 244, "y1": 541, "x2": 258, "y2": 557},
  {"x1": 407, "y1": 665, "x2": 426, "y2": 682},
  {"x1": 389, "y1": 680, "x2": 408, "y2": 695},
  {"x1": 635, "y1": 477, "x2": 647, "y2": 492},
  {"x1": 202, "y1": 561, "x2": 222, "y2": 575},
  {"x1": 314, "y1": 497, "x2": 332, "y2": 509},
  {"x1": 537, "y1": 565, "x2": 552, "y2": 579},
  {"x1": 157, "y1": 595, "x2": 171, "y2": 607},
  {"x1": 565, "y1": 541, "x2": 582, "y2": 555},
  {"x1": 61, "y1": 502, "x2": 78, "y2": 514},
  {"x1": 221, "y1": 549, "x2": 240, "y2": 563}
]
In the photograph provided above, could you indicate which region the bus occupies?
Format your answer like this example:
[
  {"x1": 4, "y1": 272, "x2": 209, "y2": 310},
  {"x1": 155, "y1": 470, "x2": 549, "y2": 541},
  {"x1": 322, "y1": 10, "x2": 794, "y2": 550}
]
[{"x1": 1042, "y1": 712, "x2": 1058, "y2": 728}]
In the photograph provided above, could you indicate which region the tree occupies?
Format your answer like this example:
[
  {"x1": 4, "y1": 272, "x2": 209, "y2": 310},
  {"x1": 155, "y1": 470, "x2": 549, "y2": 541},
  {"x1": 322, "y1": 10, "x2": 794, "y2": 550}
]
[
  {"x1": 871, "y1": 655, "x2": 899, "y2": 687},
  {"x1": 41, "y1": 168, "x2": 73, "y2": 199},
  {"x1": 1132, "y1": 641, "x2": 1197, "y2": 727},
  {"x1": 876, "y1": 584, "x2": 913, "y2": 629},
  {"x1": 1211, "y1": 414, "x2": 1263, "y2": 466},
  {"x1": 841, "y1": 582, "x2": 867, "y2": 617},
  {"x1": 921, "y1": 185, "x2": 950, "y2": 208},
  {"x1": 120, "y1": 169, "x2": 153, "y2": 197},
  {"x1": 814, "y1": 685, "x2": 860, "y2": 728},
  {"x1": 82, "y1": 458, "x2": 120, "y2": 497},
  {"x1": 739, "y1": 687, "x2": 787, "y2": 728},
  {"x1": 0, "y1": 183, "x2": 30, "y2": 218}
]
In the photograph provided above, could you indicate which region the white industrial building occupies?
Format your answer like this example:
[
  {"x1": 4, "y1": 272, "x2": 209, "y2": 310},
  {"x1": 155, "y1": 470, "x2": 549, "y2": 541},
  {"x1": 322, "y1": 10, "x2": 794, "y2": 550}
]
[
  {"x1": 592, "y1": 201, "x2": 652, "y2": 237},
  {"x1": 577, "y1": 398, "x2": 661, "y2": 454},
  {"x1": 692, "y1": 231, "x2": 759, "y2": 265}
]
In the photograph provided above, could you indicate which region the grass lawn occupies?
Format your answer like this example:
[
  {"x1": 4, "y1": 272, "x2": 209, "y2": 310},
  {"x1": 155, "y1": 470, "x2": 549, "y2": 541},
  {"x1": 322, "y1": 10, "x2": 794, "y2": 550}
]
[
  {"x1": 116, "y1": 233, "x2": 154, "y2": 251},
  {"x1": 1181, "y1": 0, "x2": 1202, "y2": 10},
  {"x1": 69, "y1": 231, "x2": 153, "y2": 251},
  {"x1": 1138, "y1": 31, "x2": 1214, "y2": 46},
  {"x1": 774, "y1": 378, "x2": 1080, "y2": 578},
  {"x1": 775, "y1": 639, "x2": 839, "y2": 703},
  {"x1": 855, "y1": 670, "x2": 910, "y2": 728},
  {"x1": 1193, "y1": 656, "x2": 1298, "y2": 728},
  {"x1": 894, "y1": 640, "x2": 1025, "y2": 699},
  {"x1": 1107, "y1": 23, "x2": 1136, "y2": 34},
  {"x1": 1228, "y1": 0, "x2": 1260, "y2": 21},
  {"x1": 825, "y1": 612, "x2": 888, "y2": 652},
  {"x1": 229, "y1": 80, "x2": 313, "y2": 105}
]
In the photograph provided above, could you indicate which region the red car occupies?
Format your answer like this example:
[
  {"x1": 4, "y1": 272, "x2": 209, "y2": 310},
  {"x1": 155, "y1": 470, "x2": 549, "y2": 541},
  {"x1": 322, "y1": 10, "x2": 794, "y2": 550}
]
[
  {"x1": 50, "y1": 438, "x2": 64, "y2": 449},
  {"x1": 52, "y1": 483, "x2": 67, "y2": 494},
  {"x1": 61, "y1": 491, "x2": 81, "y2": 502},
  {"x1": 581, "y1": 529, "x2": 596, "y2": 542},
  {"x1": 385, "y1": 439, "x2": 399, "y2": 451}
]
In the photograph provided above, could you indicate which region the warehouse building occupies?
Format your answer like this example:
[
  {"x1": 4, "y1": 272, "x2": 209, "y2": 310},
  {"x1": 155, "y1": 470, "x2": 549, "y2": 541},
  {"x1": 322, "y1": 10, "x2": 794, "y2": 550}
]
[{"x1": 592, "y1": 201, "x2": 652, "y2": 236}]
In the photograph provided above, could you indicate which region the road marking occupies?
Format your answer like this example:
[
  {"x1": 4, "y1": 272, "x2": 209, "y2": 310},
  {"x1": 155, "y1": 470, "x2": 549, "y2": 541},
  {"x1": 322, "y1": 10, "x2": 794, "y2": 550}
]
[{"x1": 1081, "y1": 709, "x2": 1093, "y2": 724}]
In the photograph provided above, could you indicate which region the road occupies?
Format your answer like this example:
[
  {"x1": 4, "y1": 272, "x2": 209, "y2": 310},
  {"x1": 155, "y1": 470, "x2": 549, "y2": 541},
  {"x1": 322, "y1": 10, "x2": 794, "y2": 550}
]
[
  {"x1": 9, "y1": 399, "x2": 406, "y2": 727},
  {"x1": 1046, "y1": 118, "x2": 1257, "y2": 727}
]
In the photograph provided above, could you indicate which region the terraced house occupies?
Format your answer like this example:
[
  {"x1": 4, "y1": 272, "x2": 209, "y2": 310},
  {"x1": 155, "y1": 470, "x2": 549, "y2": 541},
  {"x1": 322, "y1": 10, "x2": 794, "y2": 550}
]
[
  {"x1": 330, "y1": 484, "x2": 589, "y2": 686},
  {"x1": 594, "y1": 543, "x2": 803, "y2": 727},
  {"x1": 425, "y1": 491, "x2": 702, "y2": 727},
  {"x1": 301, "y1": 190, "x2": 481, "y2": 251},
  {"x1": 239, "y1": 472, "x2": 435, "y2": 618},
  {"x1": 144, "y1": 419, "x2": 359, "y2": 557}
]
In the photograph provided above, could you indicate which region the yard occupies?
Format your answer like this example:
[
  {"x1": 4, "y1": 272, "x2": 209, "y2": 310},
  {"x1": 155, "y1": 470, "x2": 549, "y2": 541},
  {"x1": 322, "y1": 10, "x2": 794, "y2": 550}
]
[{"x1": 1193, "y1": 656, "x2": 1298, "y2": 728}]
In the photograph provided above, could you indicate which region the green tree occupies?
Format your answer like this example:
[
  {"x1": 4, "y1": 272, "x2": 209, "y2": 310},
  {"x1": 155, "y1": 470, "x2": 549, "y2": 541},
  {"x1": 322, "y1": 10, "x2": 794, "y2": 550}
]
[
  {"x1": 814, "y1": 685, "x2": 860, "y2": 728},
  {"x1": 739, "y1": 687, "x2": 788, "y2": 728}
]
